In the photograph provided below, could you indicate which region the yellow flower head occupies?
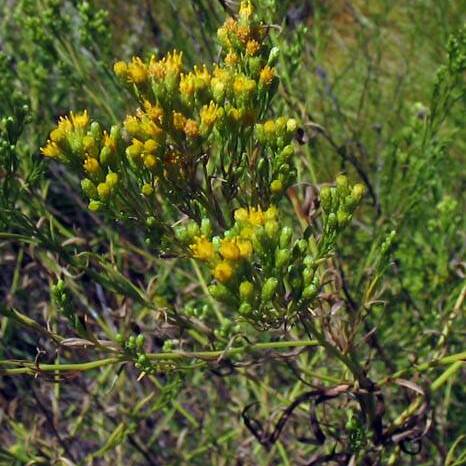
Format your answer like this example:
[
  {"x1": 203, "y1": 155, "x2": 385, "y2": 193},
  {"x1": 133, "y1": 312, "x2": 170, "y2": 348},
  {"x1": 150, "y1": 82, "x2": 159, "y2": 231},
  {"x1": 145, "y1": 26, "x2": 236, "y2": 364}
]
[
  {"x1": 149, "y1": 51, "x2": 183, "y2": 80},
  {"x1": 200, "y1": 101, "x2": 221, "y2": 129},
  {"x1": 143, "y1": 153, "x2": 157, "y2": 169},
  {"x1": 213, "y1": 261, "x2": 234, "y2": 283},
  {"x1": 220, "y1": 239, "x2": 241, "y2": 261},
  {"x1": 50, "y1": 126, "x2": 67, "y2": 143},
  {"x1": 217, "y1": 28, "x2": 232, "y2": 49},
  {"x1": 240, "y1": 226, "x2": 255, "y2": 239},
  {"x1": 83, "y1": 135, "x2": 98, "y2": 156},
  {"x1": 173, "y1": 112, "x2": 187, "y2": 131},
  {"x1": 83, "y1": 157, "x2": 100, "y2": 175},
  {"x1": 143, "y1": 100, "x2": 164, "y2": 123},
  {"x1": 259, "y1": 66, "x2": 275, "y2": 87},
  {"x1": 57, "y1": 116, "x2": 73, "y2": 134},
  {"x1": 149, "y1": 59, "x2": 165, "y2": 80},
  {"x1": 233, "y1": 75, "x2": 256, "y2": 97},
  {"x1": 248, "y1": 207, "x2": 265, "y2": 226},
  {"x1": 126, "y1": 138, "x2": 144, "y2": 161},
  {"x1": 103, "y1": 132, "x2": 117, "y2": 152},
  {"x1": 142, "y1": 183, "x2": 154, "y2": 196},
  {"x1": 165, "y1": 50, "x2": 183, "y2": 76},
  {"x1": 193, "y1": 65, "x2": 211, "y2": 89},
  {"x1": 144, "y1": 139, "x2": 159, "y2": 153},
  {"x1": 239, "y1": 0, "x2": 254, "y2": 19},
  {"x1": 124, "y1": 115, "x2": 140, "y2": 135},
  {"x1": 236, "y1": 24, "x2": 251, "y2": 44},
  {"x1": 70, "y1": 110, "x2": 89, "y2": 130},
  {"x1": 234, "y1": 207, "x2": 249, "y2": 222},
  {"x1": 41, "y1": 141, "x2": 61, "y2": 158},
  {"x1": 113, "y1": 61, "x2": 127, "y2": 79},
  {"x1": 179, "y1": 72, "x2": 196, "y2": 98},
  {"x1": 184, "y1": 119, "x2": 200, "y2": 139},
  {"x1": 246, "y1": 40, "x2": 261, "y2": 56},
  {"x1": 265, "y1": 205, "x2": 278, "y2": 220},
  {"x1": 225, "y1": 51, "x2": 239, "y2": 66},
  {"x1": 140, "y1": 118, "x2": 163, "y2": 139},
  {"x1": 263, "y1": 119, "x2": 276, "y2": 138},
  {"x1": 236, "y1": 239, "x2": 253, "y2": 258},
  {"x1": 127, "y1": 57, "x2": 148, "y2": 84},
  {"x1": 190, "y1": 236, "x2": 215, "y2": 261}
]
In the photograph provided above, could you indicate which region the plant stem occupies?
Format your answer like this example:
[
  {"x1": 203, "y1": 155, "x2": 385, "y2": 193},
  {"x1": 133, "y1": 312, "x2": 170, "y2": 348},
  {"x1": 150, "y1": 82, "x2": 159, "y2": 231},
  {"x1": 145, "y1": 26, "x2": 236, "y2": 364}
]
[{"x1": 0, "y1": 340, "x2": 319, "y2": 375}]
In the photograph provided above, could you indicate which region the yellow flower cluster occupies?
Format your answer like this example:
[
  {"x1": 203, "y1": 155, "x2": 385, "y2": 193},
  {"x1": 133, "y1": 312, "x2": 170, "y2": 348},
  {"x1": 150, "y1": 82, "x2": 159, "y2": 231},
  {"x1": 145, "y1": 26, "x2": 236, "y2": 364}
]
[
  {"x1": 189, "y1": 205, "x2": 278, "y2": 284},
  {"x1": 41, "y1": 111, "x2": 90, "y2": 159},
  {"x1": 41, "y1": 0, "x2": 294, "y2": 229},
  {"x1": 41, "y1": 111, "x2": 121, "y2": 210},
  {"x1": 110, "y1": 0, "x2": 278, "y2": 176},
  {"x1": 114, "y1": 51, "x2": 184, "y2": 87}
]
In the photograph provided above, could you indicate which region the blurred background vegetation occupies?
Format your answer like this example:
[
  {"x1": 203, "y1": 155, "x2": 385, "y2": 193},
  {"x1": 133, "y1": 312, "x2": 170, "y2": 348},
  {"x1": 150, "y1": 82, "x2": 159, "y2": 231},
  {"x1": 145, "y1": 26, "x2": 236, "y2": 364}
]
[{"x1": 0, "y1": 0, "x2": 464, "y2": 464}]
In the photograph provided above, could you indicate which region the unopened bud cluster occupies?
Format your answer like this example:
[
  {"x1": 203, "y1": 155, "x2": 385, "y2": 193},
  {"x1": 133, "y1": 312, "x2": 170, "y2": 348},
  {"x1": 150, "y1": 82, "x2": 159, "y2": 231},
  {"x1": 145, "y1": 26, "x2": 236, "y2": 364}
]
[
  {"x1": 319, "y1": 175, "x2": 366, "y2": 251},
  {"x1": 176, "y1": 195, "x2": 363, "y2": 329},
  {"x1": 116, "y1": 333, "x2": 175, "y2": 375}
]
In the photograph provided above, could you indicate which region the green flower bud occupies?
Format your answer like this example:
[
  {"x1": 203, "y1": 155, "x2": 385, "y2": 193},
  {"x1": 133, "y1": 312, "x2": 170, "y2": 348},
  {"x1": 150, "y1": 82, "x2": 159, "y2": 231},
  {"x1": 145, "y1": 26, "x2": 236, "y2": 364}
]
[
  {"x1": 297, "y1": 239, "x2": 308, "y2": 253},
  {"x1": 275, "y1": 248, "x2": 289, "y2": 269},
  {"x1": 303, "y1": 268, "x2": 314, "y2": 286},
  {"x1": 281, "y1": 144, "x2": 295, "y2": 160},
  {"x1": 252, "y1": 227, "x2": 267, "y2": 254},
  {"x1": 136, "y1": 334, "x2": 145, "y2": 349},
  {"x1": 88, "y1": 200, "x2": 103, "y2": 211},
  {"x1": 267, "y1": 47, "x2": 280, "y2": 66},
  {"x1": 248, "y1": 56, "x2": 263, "y2": 76},
  {"x1": 99, "y1": 146, "x2": 113, "y2": 166},
  {"x1": 320, "y1": 186, "x2": 332, "y2": 212},
  {"x1": 137, "y1": 354, "x2": 147, "y2": 365},
  {"x1": 286, "y1": 118, "x2": 298, "y2": 134},
  {"x1": 275, "y1": 117, "x2": 287, "y2": 137},
  {"x1": 302, "y1": 284, "x2": 318, "y2": 301},
  {"x1": 201, "y1": 218, "x2": 212, "y2": 237},
  {"x1": 261, "y1": 277, "x2": 278, "y2": 302},
  {"x1": 265, "y1": 220, "x2": 279, "y2": 239},
  {"x1": 303, "y1": 255, "x2": 314, "y2": 267},
  {"x1": 175, "y1": 226, "x2": 188, "y2": 243},
  {"x1": 127, "y1": 335, "x2": 136, "y2": 350},
  {"x1": 279, "y1": 226, "x2": 293, "y2": 248},
  {"x1": 90, "y1": 121, "x2": 102, "y2": 141},
  {"x1": 327, "y1": 212, "x2": 337, "y2": 231},
  {"x1": 97, "y1": 182, "x2": 111, "y2": 200},
  {"x1": 224, "y1": 229, "x2": 235, "y2": 239},
  {"x1": 337, "y1": 209, "x2": 351, "y2": 228},
  {"x1": 239, "y1": 302, "x2": 252, "y2": 315},
  {"x1": 343, "y1": 194, "x2": 358, "y2": 211},
  {"x1": 142, "y1": 183, "x2": 153, "y2": 196},
  {"x1": 110, "y1": 125, "x2": 121, "y2": 140},
  {"x1": 270, "y1": 179, "x2": 283, "y2": 194},
  {"x1": 146, "y1": 216, "x2": 156, "y2": 227},
  {"x1": 212, "y1": 236, "x2": 221, "y2": 249},
  {"x1": 208, "y1": 284, "x2": 237, "y2": 305},
  {"x1": 106, "y1": 172, "x2": 118, "y2": 188},
  {"x1": 278, "y1": 163, "x2": 290, "y2": 175},
  {"x1": 336, "y1": 175, "x2": 349, "y2": 195},
  {"x1": 186, "y1": 221, "x2": 200, "y2": 240},
  {"x1": 239, "y1": 281, "x2": 254, "y2": 302},
  {"x1": 352, "y1": 183, "x2": 366, "y2": 202},
  {"x1": 81, "y1": 178, "x2": 98, "y2": 199}
]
